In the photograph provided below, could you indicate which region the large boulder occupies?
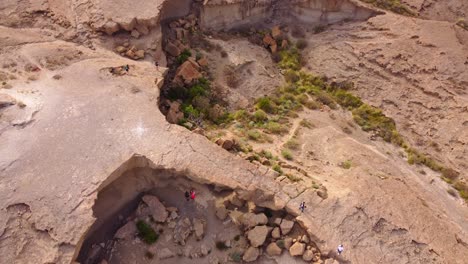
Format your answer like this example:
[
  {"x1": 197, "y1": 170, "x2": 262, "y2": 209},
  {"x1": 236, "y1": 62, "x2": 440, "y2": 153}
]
[
  {"x1": 174, "y1": 60, "x2": 202, "y2": 85},
  {"x1": 289, "y1": 241, "x2": 305, "y2": 256},
  {"x1": 247, "y1": 225, "x2": 269, "y2": 247},
  {"x1": 266, "y1": 242, "x2": 282, "y2": 256},
  {"x1": 242, "y1": 247, "x2": 259, "y2": 262},
  {"x1": 240, "y1": 213, "x2": 268, "y2": 229},
  {"x1": 142, "y1": 195, "x2": 167, "y2": 222},
  {"x1": 114, "y1": 221, "x2": 136, "y2": 239},
  {"x1": 166, "y1": 101, "x2": 184, "y2": 124},
  {"x1": 165, "y1": 42, "x2": 181, "y2": 57},
  {"x1": 193, "y1": 218, "x2": 206, "y2": 240},
  {"x1": 280, "y1": 219, "x2": 294, "y2": 235},
  {"x1": 263, "y1": 34, "x2": 277, "y2": 53}
]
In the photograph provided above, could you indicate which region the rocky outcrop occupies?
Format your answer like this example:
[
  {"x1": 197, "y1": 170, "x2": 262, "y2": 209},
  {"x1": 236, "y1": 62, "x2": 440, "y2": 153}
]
[
  {"x1": 200, "y1": 0, "x2": 378, "y2": 30},
  {"x1": 142, "y1": 195, "x2": 168, "y2": 222}
]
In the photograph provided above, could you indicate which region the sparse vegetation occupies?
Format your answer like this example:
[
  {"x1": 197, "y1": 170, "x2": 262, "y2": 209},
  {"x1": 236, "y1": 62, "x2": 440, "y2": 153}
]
[
  {"x1": 247, "y1": 129, "x2": 263, "y2": 141},
  {"x1": 281, "y1": 149, "x2": 293, "y2": 160},
  {"x1": 286, "y1": 173, "x2": 302, "y2": 182},
  {"x1": 456, "y1": 19, "x2": 468, "y2": 31},
  {"x1": 176, "y1": 49, "x2": 192, "y2": 64},
  {"x1": 272, "y1": 164, "x2": 283, "y2": 175},
  {"x1": 340, "y1": 160, "x2": 352, "y2": 169},
  {"x1": 136, "y1": 220, "x2": 159, "y2": 244},
  {"x1": 229, "y1": 251, "x2": 242, "y2": 262},
  {"x1": 296, "y1": 39, "x2": 308, "y2": 50},
  {"x1": 360, "y1": 0, "x2": 415, "y2": 16},
  {"x1": 285, "y1": 139, "x2": 300, "y2": 150}
]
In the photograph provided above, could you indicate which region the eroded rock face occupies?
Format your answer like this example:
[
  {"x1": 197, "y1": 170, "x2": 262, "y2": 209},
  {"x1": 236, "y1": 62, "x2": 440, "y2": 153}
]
[{"x1": 200, "y1": 0, "x2": 378, "y2": 30}]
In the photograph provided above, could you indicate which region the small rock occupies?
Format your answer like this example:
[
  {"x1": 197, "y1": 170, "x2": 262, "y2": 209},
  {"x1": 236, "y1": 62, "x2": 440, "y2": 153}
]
[
  {"x1": 284, "y1": 237, "x2": 293, "y2": 249},
  {"x1": 115, "y1": 46, "x2": 126, "y2": 53},
  {"x1": 280, "y1": 219, "x2": 294, "y2": 235},
  {"x1": 303, "y1": 249, "x2": 314, "y2": 261},
  {"x1": 271, "y1": 227, "x2": 281, "y2": 239},
  {"x1": 266, "y1": 242, "x2": 282, "y2": 256},
  {"x1": 134, "y1": 50, "x2": 145, "y2": 59},
  {"x1": 300, "y1": 235, "x2": 309, "y2": 243},
  {"x1": 166, "y1": 101, "x2": 184, "y2": 124},
  {"x1": 197, "y1": 57, "x2": 208, "y2": 67},
  {"x1": 289, "y1": 242, "x2": 305, "y2": 256},
  {"x1": 200, "y1": 244, "x2": 210, "y2": 256},
  {"x1": 222, "y1": 139, "x2": 236, "y2": 151},
  {"x1": 242, "y1": 246, "x2": 259, "y2": 262},
  {"x1": 103, "y1": 21, "x2": 119, "y2": 35},
  {"x1": 247, "y1": 225, "x2": 269, "y2": 247},
  {"x1": 159, "y1": 248, "x2": 175, "y2": 259},
  {"x1": 131, "y1": 30, "x2": 140, "y2": 39}
]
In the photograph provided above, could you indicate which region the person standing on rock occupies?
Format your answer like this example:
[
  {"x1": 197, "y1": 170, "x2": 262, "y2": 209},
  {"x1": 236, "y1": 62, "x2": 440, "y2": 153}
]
[
  {"x1": 123, "y1": 64, "x2": 129, "y2": 72},
  {"x1": 185, "y1": 191, "x2": 190, "y2": 201},
  {"x1": 190, "y1": 189, "x2": 196, "y2": 201},
  {"x1": 299, "y1": 201, "x2": 306, "y2": 212},
  {"x1": 337, "y1": 244, "x2": 344, "y2": 255}
]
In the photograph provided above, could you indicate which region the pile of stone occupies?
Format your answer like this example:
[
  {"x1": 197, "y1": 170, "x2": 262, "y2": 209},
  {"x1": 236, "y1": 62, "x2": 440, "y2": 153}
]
[
  {"x1": 113, "y1": 195, "x2": 207, "y2": 261},
  {"x1": 262, "y1": 25, "x2": 288, "y2": 53},
  {"x1": 113, "y1": 43, "x2": 145, "y2": 60},
  {"x1": 214, "y1": 193, "x2": 323, "y2": 263}
]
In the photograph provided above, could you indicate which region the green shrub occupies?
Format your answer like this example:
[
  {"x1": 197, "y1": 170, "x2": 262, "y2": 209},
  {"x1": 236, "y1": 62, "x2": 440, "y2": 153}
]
[
  {"x1": 260, "y1": 150, "x2": 273, "y2": 159},
  {"x1": 136, "y1": 220, "x2": 159, "y2": 244},
  {"x1": 340, "y1": 160, "x2": 352, "y2": 169},
  {"x1": 304, "y1": 100, "x2": 320, "y2": 110},
  {"x1": 272, "y1": 164, "x2": 283, "y2": 175},
  {"x1": 286, "y1": 173, "x2": 301, "y2": 182},
  {"x1": 278, "y1": 48, "x2": 302, "y2": 70},
  {"x1": 282, "y1": 149, "x2": 293, "y2": 160},
  {"x1": 295, "y1": 94, "x2": 309, "y2": 104},
  {"x1": 252, "y1": 109, "x2": 268, "y2": 123},
  {"x1": 316, "y1": 92, "x2": 337, "y2": 108},
  {"x1": 333, "y1": 89, "x2": 363, "y2": 109},
  {"x1": 352, "y1": 104, "x2": 396, "y2": 142},
  {"x1": 300, "y1": 119, "x2": 314, "y2": 128},
  {"x1": 285, "y1": 139, "x2": 300, "y2": 150},
  {"x1": 233, "y1": 110, "x2": 250, "y2": 121},
  {"x1": 177, "y1": 49, "x2": 192, "y2": 64},
  {"x1": 182, "y1": 104, "x2": 200, "y2": 118},
  {"x1": 454, "y1": 181, "x2": 468, "y2": 200},
  {"x1": 265, "y1": 121, "x2": 287, "y2": 134},
  {"x1": 247, "y1": 130, "x2": 262, "y2": 141},
  {"x1": 256, "y1": 97, "x2": 276, "y2": 113},
  {"x1": 284, "y1": 70, "x2": 300, "y2": 83}
]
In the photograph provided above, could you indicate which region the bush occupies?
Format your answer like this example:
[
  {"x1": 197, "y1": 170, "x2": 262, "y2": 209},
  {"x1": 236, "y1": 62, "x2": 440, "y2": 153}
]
[
  {"x1": 272, "y1": 164, "x2": 283, "y2": 175},
  {"x1": 316, "y1": 92, "x2": 337, "y2": 108},
  {"x1": 454, "y1": 181, "x2": 468, "y2": 200},
  {"x1": 233, "y1": 110, "x2": 250, "y2": 121},
  {"x1": 296, "y1": 39, "x2": 308, "y2": 50},
  {"x1": 333, "y1": 89, "x2": 363, "y2": 109},
  {"x1": 252, "y1": 109, "x2": 268, "y2": 123},
  {"x1": 352, "y1": 104, "x2": 396, "y2": 142},
  {"x1": 265, "y1": 121, "x2": 287, "y2": 134},
  {"x1": 340, "y1": 160, "x2": 352, "y2": 169},
  {"x1": 284, "y1": 70, "x2": 300, "y2": 83},
  {"x1": 278, "y1": 48, "x2": 302, "y2": 70},
  {"x1": 247, "y1": 130, "x2": 262, "y2": 141},
  {"x1": 136, "y1": 220, "x2": 159, "y2": 244},
  {"x1": 300, "y1": 119, "x2": 314, "y2": 128},
  {"x1": 177, "y1": 49, "x2": 192, "y2": 64},
  {"x1": 285, "y1": 139, "x2": 300, "y2": 150},
  {"x1": 282, "y1": 149, "x2": 293, "y2": 160},
  {"x1": 304, "y1": 100, "x2": 320, "y2": 110},
  {"x1": 256, "y1": 97, "x2": 276, "y2": 113},
  {"x1": 260, "y1": 150, "x2": 273, "y2": 159}
]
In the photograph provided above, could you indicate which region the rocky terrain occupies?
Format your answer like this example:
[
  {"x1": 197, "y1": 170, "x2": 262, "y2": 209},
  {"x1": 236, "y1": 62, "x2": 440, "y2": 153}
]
[{"x1": 0, "y1": 0, "x2": 467, "y2": 264}]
